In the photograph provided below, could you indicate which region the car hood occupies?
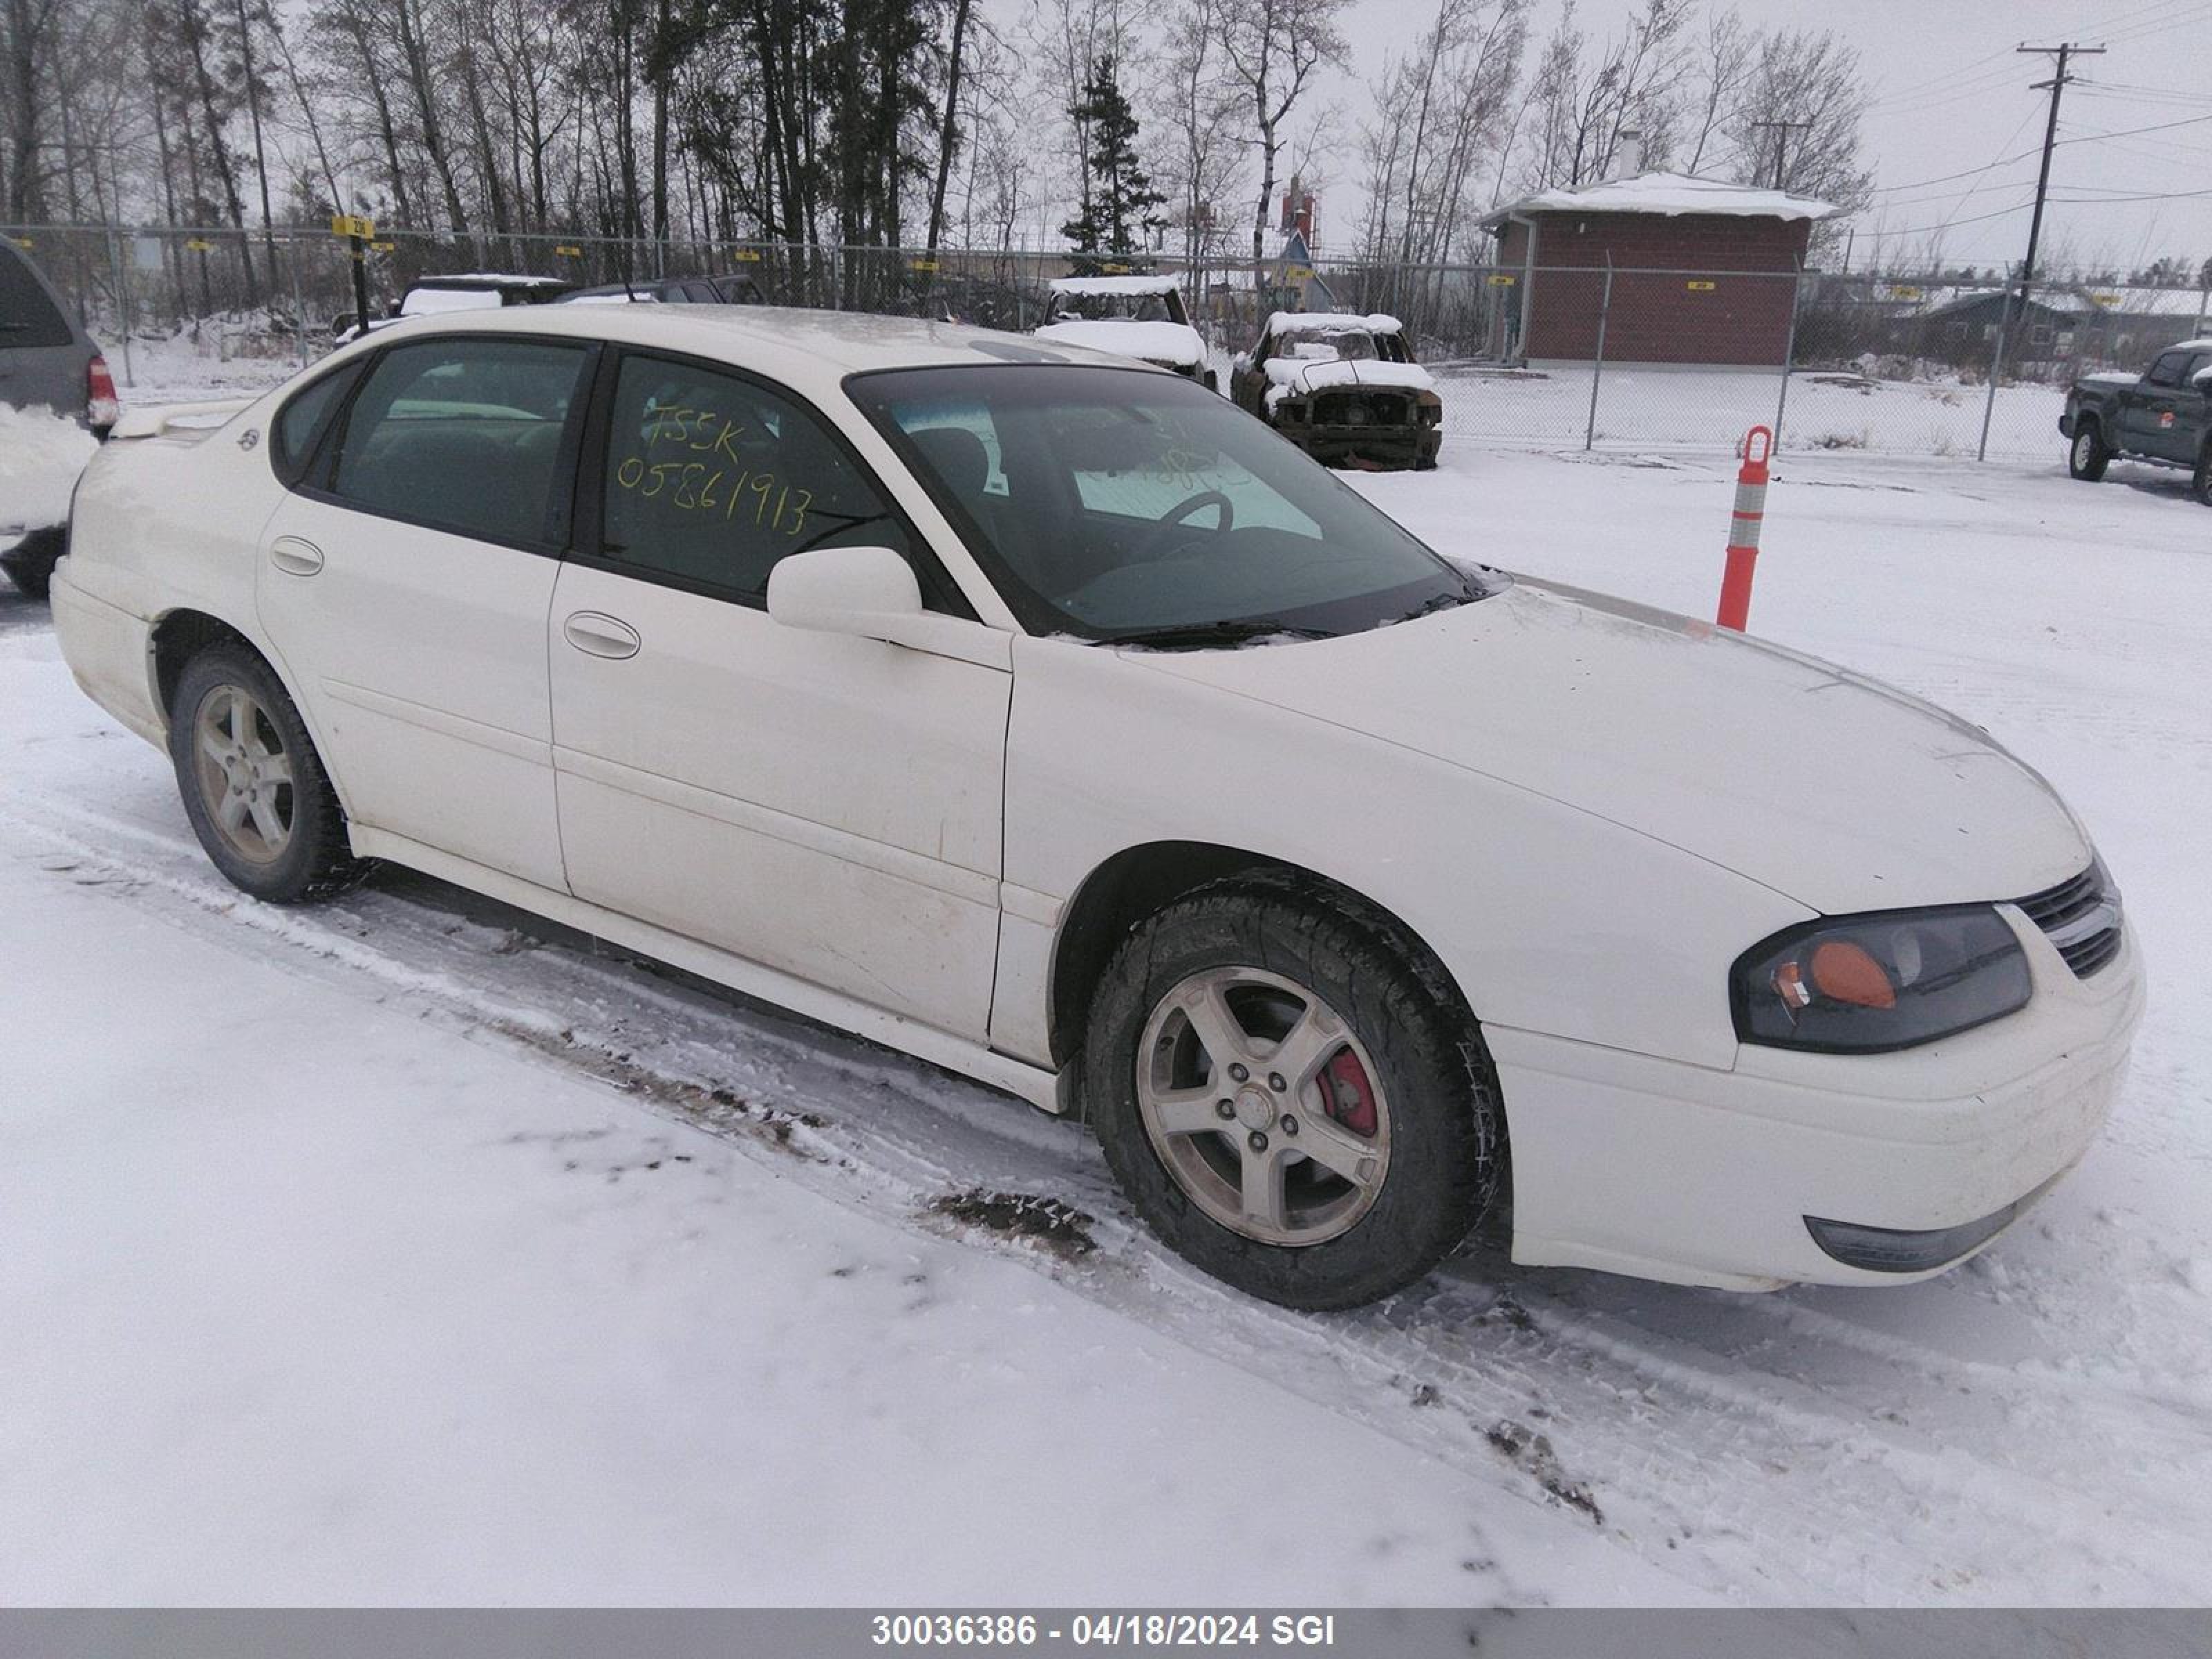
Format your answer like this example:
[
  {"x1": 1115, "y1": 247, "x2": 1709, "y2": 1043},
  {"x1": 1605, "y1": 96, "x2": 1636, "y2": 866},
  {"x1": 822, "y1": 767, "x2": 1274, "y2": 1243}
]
[
  {"x1": 1262, "y1": 357, "x2": 1438, "y2": 401},
  {"x1": 1123, "y1": 579, "x2": 2092, "y2": 914}
]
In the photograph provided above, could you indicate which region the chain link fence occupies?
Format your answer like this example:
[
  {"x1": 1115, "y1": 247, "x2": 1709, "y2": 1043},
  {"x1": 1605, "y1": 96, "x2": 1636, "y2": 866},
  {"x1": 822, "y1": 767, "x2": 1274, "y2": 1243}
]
[{"x1": 10, "y1": 221, "x2": 2206, "y2": 465}]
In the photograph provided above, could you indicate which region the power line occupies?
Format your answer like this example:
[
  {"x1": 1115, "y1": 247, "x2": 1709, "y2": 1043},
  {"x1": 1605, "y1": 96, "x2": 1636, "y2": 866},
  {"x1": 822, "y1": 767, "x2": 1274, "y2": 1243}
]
[{"x1": 1853, "y1": 200, "x2": 2038, "y2": 241}]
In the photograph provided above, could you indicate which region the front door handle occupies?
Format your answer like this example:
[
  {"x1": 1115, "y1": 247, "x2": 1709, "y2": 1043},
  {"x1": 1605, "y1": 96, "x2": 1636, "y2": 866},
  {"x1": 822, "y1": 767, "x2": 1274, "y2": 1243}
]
[
  {"x1": 563, "y1": 610, "x2": 641, "y2": 659},
  {"x1": 268, "y1": 536, "x2": 324, "y2": 576}
]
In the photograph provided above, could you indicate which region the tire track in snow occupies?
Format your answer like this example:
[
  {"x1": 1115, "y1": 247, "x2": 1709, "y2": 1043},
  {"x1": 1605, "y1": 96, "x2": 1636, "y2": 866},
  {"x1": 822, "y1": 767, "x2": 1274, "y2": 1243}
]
[{"x1": 5, "y1": 783, "x2": 2209, "y2": 1604}]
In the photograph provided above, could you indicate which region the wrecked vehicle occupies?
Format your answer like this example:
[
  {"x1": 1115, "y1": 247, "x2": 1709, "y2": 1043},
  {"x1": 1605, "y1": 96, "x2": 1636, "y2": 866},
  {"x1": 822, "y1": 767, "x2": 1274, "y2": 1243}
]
[{"x1": 1231, "y1": 312, "x2": 1441, "y2": 469}]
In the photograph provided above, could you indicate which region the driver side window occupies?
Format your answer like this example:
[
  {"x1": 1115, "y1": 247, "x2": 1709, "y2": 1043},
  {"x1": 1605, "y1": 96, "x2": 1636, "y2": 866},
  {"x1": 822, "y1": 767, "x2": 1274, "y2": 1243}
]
[{"x1": 597, "y1": 353, "x2": 914, "y2": 604}]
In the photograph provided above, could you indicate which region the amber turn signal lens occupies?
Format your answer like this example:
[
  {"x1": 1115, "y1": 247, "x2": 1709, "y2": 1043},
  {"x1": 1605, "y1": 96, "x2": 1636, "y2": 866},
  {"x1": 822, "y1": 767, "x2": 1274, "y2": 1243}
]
[{"x1": 1808, "y1": 940, "x2": 1896, "y2": 1009}]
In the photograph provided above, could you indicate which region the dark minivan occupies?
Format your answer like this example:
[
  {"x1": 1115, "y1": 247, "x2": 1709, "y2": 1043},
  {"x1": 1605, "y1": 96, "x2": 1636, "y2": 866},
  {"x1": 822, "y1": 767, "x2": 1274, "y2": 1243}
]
[{"x1": 3, "y1": 241, "x2": 115, "y2": 594}]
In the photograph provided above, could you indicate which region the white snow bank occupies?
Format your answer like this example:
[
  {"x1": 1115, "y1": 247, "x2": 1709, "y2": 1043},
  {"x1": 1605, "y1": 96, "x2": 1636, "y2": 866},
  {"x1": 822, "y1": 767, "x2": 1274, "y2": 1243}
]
[
  {"x1": 1489, "y1": 169, "x2": 1833, "y2": 222},
  {"x1": 1033, "y1": 318, "x2": 1205, "y2": 367},
  {"x1": 0, "y1": 404, "x2": 98, "y2": 536},
  {"x1": 1268, "y1": 310, "x2": 1404, "y2": 337},
  {"x1": 1263, "y1": 357, "x2": 1437, "y2": 408},
  {"x1": 1049, "y1": 274, "x2": 1181, "y2": 297}
]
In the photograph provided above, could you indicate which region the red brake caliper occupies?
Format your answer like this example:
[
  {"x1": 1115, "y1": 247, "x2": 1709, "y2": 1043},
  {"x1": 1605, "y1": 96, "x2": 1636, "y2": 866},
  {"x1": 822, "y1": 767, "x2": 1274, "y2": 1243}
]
[{"x1": 1319, "y1": 1049, "x2": 1378, "y2": 1138}]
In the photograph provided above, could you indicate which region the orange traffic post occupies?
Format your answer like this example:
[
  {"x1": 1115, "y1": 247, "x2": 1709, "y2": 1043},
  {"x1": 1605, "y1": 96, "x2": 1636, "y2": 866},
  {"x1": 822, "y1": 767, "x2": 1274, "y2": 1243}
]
[{"x1": 1716, "y1": 424, "x2": 1772, "y2": 632}]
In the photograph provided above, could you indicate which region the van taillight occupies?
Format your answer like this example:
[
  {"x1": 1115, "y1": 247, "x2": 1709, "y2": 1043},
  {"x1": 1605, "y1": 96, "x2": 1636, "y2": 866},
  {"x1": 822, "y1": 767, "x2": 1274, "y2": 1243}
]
[{"x1": 88, "y1": 355, "x2": 120, "y2": 429}]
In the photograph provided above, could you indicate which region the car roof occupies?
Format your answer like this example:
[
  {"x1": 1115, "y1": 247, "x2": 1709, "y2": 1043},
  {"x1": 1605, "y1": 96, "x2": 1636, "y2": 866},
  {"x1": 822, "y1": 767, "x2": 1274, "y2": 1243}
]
[{"x1": 340, "y1": 303, "x2": 1162, "y2": 393}]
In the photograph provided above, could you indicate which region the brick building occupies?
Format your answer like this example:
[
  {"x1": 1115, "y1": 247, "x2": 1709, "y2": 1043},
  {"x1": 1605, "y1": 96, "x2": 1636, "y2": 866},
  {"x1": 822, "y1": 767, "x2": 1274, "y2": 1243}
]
[{"x1": 1479, "y1": 170, "x2": 1835, "y2": 367}]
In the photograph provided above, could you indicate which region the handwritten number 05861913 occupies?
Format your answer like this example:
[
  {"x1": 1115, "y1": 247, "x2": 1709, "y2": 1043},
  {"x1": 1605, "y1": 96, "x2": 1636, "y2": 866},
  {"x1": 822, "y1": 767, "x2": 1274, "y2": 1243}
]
[{"x1": 615, "y1": 454, "x2": 813, "y2": 538}]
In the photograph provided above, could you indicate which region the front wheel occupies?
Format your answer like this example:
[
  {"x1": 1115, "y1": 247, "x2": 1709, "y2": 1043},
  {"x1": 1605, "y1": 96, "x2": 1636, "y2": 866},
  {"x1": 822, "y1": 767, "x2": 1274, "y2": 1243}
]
[
  {"x1": 1084, "y1": 876, "x2": 1506, "y2": 1309},
  {"x1": 2068, "y1": 420, "x2": 2112, "y2": 481},
  {"x1": 167, "y1": 644, "x2": 368, "y2": 903}
]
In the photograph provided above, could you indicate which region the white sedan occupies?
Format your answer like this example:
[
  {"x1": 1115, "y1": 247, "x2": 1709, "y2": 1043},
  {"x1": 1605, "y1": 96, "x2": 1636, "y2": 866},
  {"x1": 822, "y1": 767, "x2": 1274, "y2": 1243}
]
[{"x1": 51, "y1": 306, "x2": 2142, "y2": 1309}]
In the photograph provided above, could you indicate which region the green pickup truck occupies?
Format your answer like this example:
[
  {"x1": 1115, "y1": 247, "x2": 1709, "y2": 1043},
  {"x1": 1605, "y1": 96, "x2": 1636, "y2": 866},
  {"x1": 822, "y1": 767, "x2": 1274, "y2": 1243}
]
[{"x1": 2060, "y1": 339, "x2": 2212, "y2": 501}]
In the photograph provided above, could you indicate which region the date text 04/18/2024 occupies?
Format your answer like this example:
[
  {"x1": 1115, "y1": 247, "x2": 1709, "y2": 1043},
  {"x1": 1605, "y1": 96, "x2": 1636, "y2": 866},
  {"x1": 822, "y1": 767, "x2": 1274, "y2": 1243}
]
[{"x1": 869, "y1": 1613, "x2": 1340, "y2": 1648}]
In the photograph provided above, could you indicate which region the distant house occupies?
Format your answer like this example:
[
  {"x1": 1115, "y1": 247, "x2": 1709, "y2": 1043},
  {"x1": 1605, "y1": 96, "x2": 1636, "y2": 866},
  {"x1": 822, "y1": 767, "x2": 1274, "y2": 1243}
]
[
  {"x1": 1479, "y1": 168, "x2": 1834, "y2": 367},
  {"x1": 1873, "y1": 284, "x2": 2211, "y2": 373}
]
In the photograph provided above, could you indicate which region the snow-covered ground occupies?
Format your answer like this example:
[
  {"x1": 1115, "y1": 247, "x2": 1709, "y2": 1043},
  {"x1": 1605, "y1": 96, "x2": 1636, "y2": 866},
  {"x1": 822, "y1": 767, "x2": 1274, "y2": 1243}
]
[{"x1": 2, "y1": 367, "x2": 2209, "y2": 1608}]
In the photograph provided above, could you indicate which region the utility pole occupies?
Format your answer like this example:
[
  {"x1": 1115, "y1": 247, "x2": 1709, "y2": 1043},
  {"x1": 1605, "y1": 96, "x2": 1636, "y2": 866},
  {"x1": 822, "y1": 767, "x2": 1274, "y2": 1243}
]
[
  {"x1": 2012, "y1": 42, "x2": 2103, "y2": 330},
  {"x1": 1748, "y1": 120, "x2": 1812, "y2": 191},
  {"x1": 1979, "y1": 40, "x2": 2105, "y2": 460}
]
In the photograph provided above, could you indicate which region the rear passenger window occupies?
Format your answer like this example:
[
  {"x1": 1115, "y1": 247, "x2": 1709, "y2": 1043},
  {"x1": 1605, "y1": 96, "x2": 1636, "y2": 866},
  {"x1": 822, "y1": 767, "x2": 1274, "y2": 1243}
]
[
  {"x1": 272, "y1": 363, "x2": 362, "y2": 478},
  {"x1": 2146, "y1": 353, "x2": 2188, "y2": 388},
  {"x1": 597, "y1": 353, "x2": 912, "y2": 603},
  {"x1": 330, "y1": 338, "x2": 590, "y2": 546},
  {"x1": 0, "y1": 245, "x2": 74, "y2": 346}
]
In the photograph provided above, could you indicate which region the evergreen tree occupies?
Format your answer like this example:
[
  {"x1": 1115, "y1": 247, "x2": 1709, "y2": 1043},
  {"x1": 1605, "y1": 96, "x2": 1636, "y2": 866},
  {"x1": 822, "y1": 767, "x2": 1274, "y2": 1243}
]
[{"x1": 1060, "y1": 53, "x2": 1164, "y2": 263}]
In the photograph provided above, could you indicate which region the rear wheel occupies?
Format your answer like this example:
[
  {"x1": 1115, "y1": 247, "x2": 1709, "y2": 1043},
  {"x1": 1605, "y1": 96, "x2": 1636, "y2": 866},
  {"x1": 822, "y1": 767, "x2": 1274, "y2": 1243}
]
[
  {"x1": 1084, "y1": 875, "x2": 1506, "y2": 1309},
  {"x1": 2068, "y1": 420, "x2": 2112, "y2": 481},
  {"x1": 167, "y1": 644, "x2": 367, "y2": 903},
  {"x1": 2193, "y1": 441, "x2": 2211, "y2": 506},
  {"x1": 1, "y1": 526, "x2": 64, "y2": 599}
]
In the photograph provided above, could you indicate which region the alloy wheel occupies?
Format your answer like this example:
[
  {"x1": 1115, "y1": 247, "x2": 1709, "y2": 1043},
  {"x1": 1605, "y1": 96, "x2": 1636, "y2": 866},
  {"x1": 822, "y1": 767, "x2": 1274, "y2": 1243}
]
[
  {"x1": 1135, "y1": 966, "x2": 1391, "y2": 1247},
  {"x1": 191, "y1": 683, "x2": 294, "y2": 864}
]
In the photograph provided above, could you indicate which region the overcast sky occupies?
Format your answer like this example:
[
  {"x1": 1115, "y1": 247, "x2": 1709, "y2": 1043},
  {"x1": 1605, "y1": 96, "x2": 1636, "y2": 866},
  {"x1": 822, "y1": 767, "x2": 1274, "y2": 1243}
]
[{"x1": 1287, "y1": 0, "x2": 2212, "y2": 274}]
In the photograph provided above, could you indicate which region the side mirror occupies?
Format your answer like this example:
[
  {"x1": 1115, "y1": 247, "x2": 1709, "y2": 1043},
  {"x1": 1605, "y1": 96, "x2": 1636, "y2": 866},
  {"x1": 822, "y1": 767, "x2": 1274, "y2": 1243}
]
[{"x1": 767, "y1": 545, "x2": 924, "y2": 642}]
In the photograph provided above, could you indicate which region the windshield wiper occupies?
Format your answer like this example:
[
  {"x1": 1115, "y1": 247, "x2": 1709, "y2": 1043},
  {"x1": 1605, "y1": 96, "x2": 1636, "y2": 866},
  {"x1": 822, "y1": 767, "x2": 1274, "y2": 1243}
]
[
  {"x1": 1389, "y1": 590, "x2": 1474, "y2": 625},
  {"x1": 1104, "y1": 618, "x2": 1333, "y2": 650}
]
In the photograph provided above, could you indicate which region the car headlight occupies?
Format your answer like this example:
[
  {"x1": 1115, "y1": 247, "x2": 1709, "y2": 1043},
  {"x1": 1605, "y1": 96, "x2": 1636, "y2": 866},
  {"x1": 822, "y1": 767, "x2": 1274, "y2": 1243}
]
[{"x1": 1731, "y1": 905, "x2": 2030, "y2": 1053}]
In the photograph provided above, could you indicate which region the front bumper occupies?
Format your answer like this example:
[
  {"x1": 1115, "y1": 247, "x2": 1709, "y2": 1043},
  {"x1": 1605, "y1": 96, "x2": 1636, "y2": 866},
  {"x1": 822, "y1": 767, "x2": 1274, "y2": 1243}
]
[
  {"x1": 1492, "y1": 910, "x2": 2145, "y2": 1290},
  {"x1": 1280, "y1": 421, "x2": 1442, "y2": 469},
  {"x1": 2059, "y1": 411, "x2": 2077, "y2": 438}
]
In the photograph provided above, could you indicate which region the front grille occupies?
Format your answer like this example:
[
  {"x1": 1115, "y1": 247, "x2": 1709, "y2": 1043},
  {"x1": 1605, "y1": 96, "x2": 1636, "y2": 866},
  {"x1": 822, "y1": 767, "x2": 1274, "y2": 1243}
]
[
  {"x1": 1313, "y1": 390, "x2": 1409, "y2": 427},
  {"x1": 2014, "y1": 862, "x2": 2123, "y2": 979}
]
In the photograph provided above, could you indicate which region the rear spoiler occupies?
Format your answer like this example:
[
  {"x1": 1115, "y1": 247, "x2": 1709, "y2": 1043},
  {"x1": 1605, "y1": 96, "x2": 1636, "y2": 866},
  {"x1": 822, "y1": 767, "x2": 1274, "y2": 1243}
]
[{"x1": 109, "y1": 397, "x2": 255, "y2": 440}]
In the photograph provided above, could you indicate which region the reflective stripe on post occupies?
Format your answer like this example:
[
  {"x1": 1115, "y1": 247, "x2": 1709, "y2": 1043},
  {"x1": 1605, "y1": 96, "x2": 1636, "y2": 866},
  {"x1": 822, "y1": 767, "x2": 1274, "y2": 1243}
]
[{"x1": 1716, "y1": 424, "x2": 1772, "y2": 632}]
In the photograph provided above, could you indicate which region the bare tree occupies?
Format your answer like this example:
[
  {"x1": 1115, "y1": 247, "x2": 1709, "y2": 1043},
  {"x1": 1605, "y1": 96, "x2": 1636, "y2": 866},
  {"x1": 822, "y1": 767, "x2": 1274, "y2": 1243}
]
[
  {"x1": 1519, "y1": 0, "x2": 1691, "y2": 191},
  {"x1": 1154, "y1": 0, "x2": 1244, "y2": 282},
  {"x1": 1217, "y1": 0, "x2": 1346, "y2": 261},
  {"x1": 1680, "y1": 6, "x2": 1752, "y2": 175},
  {"x1": 1727, "y1": 26, "x2": 1873, "y2": 245}
]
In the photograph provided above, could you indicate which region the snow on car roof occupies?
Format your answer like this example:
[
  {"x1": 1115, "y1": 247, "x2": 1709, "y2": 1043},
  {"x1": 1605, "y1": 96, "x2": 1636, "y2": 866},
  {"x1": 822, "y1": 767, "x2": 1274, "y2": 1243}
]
[
  {"x1": 1266, "y1": 311, "x2": 1403, "y2": 337},
  {"x1": 1048, "y1": 274, "x2": 1183, "y2": 297},
  {"x1": 1481, "y1": 169, "x2": 1833, "y2": 225},
  {"x1": 415, "y1": 272, "x2": 572, "y2": 288},
  {"x1": 1032, "y1": 317, "x2": 1204, "y2": 366}
]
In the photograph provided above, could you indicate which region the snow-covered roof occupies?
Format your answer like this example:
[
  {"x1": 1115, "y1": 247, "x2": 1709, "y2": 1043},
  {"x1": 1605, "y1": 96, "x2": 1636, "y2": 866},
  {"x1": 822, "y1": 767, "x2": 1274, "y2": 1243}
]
[
  {"x1": 1031, "y1": 317, "x2": 1204, "y2": 367},
  {"x1": 1267, "y1": 311, "x2": 1404, "y2": 337},
  {"x1": 415, "y1": 272, "x2": 572, "y2": 288},
  {"x1": 1483, "y1": 169, "x2": 1834, "y2": 225},
  {"x1": 2082, "y1": 289, "x2": 2212, "y2": 317},
  {"x1": 1048, "y1": 274, "x2": 1181, "y2": 297},
  {"x1": 1911, "y1": 286, "x2": 2096, "y2": 319},
  {"x1": 399, "y1": 287, "x2": 505, "y2": 317}
]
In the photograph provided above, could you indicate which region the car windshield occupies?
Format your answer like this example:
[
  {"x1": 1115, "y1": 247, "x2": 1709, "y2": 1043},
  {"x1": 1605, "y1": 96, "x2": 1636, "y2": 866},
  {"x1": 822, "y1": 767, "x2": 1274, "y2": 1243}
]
[
  {"x1": 1053, "y1": 291, "x2": 1177, "y2": 324},
  {"x1": 850, "y1": 364, "x2": 1501, "y2": 643},
  {"x1": 1280, "y1": 329, "x2": 1376, "y2": 362}
]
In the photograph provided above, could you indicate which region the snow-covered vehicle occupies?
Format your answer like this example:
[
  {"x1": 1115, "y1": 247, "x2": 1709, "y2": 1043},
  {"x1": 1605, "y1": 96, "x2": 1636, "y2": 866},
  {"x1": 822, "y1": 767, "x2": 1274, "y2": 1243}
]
[
  {"x1": 2061, "y1": 339, "x2": 2212, "y2": 500},
  {"x1": 1033, "y1": 274, "x2": 1213, "y2": 391},
  {"x1": 332, "y1": 273, "x2": 574, "y2": 346},
  {"x1": 51, "y1": 306, "x2": 2141, "y2": 1309},
  {"x1": 1, "y1": 241, "x2": 115, "y2": 597},
  {"x1": 556, "y1": 272, "x2": 766, "y2": 306},
  {"x1": 1231, "y1": 312, "x2": 1442, "y2": 470}
]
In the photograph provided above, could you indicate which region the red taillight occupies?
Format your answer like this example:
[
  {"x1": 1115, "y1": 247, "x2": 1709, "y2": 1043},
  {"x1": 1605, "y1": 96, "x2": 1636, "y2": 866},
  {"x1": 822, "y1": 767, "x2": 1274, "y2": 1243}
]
[{"x1": 88, "y1": 354, "x2": 120, "y2": 429}]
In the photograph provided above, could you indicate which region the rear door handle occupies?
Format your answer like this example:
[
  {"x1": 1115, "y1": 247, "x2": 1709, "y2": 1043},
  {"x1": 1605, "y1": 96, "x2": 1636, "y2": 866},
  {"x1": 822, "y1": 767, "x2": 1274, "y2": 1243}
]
[
  {"x1": 563, "y1": 610, "x2": 641, "y2": 659},
  {"x1": 268, "y1": 536, "x2": 324, "y2": 576}
]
